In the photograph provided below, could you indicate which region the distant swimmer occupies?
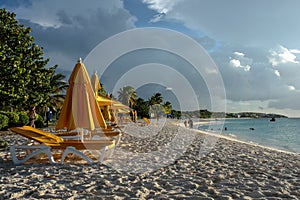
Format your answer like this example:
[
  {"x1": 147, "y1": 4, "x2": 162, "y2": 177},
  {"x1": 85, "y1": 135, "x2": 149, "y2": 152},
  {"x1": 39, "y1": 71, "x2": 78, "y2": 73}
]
[
  {"x1": 270, "y1": 117, "x2": 276, "y2": 122},
  {"x1": 224, "y1": 127, "x2": 227, "y2": 131},
  {"x1": 249, "y1": 128, "x2": 255, "y2": 130}
]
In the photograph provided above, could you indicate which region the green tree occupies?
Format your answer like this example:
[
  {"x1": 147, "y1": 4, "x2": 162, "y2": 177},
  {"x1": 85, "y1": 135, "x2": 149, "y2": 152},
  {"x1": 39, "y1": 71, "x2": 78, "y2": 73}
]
[
  {"x1": 0, "y1": 9, "x2": 53, "y2": 111},
  {"x1": 148, "y1": 93, "x2": 163, "y2": 106},
  {"x1": 48, "y1": 65, "x2": 68, "y2": 110},
  {"x1": 163, "y1": 101, "x2": 172, "y2": 114},
  {"x1": 117, "y1": 86, "x2": 137, "y2": 108},
  {"x1": 171, "y1": 110, "x2": 181, "y2": 119},
  {"x1": 133, "y1": 98, "x2": 150, "y2": 118}
]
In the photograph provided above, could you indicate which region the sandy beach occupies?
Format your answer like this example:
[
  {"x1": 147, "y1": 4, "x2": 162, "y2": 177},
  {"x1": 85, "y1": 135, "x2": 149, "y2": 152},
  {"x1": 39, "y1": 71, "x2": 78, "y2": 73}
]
[{"x1": 0, "y1": 120, "x2": 299, "y2": 199}]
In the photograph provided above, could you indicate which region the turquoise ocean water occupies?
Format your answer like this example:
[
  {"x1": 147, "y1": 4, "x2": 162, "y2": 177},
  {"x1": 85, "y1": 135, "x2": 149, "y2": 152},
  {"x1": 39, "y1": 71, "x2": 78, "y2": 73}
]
[{"x1": 198, "y1": 118, "x2": 300, "y2": 153}]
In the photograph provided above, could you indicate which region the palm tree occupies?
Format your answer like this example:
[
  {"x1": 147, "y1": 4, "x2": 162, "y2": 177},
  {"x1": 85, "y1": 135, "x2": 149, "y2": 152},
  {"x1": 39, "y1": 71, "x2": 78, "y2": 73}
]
[
  {"x1": 163, "y1": 101, "x2": 172, "y2": 114},
  {"x1": 48, "y1": 65, "x2": 68, "y2": 111},
  {"x1": 117, "y1": 86, "x2": 137, "y2": 108},
  {"x1": 148, "y1": 92, "x2": 163, "y2": 105}
]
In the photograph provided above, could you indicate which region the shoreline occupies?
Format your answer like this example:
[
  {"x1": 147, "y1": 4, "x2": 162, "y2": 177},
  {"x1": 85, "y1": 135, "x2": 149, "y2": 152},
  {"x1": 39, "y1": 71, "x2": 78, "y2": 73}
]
[
  {"x1": 179, "y1": 119, "x2": 300, "y2": 155},
  {"x1": 194, "y1": 126, "x2": 299, "y2": 156}
]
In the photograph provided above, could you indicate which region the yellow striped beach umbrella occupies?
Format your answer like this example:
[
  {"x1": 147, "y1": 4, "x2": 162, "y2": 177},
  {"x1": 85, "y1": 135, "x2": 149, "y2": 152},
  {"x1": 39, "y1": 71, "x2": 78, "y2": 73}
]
[{"x1": 56, "y1": 58, "x2": 107, "y2": 131}]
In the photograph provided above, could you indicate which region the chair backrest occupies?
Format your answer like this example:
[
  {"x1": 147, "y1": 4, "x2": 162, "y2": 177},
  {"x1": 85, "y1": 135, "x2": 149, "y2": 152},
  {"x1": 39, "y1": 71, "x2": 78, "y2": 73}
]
[
  {"x1": 10, "y1": 126, "x2": 64, "y2": 144},
  {"x1": 10, "y1": 126, "x2": 115, "y2": 150}
]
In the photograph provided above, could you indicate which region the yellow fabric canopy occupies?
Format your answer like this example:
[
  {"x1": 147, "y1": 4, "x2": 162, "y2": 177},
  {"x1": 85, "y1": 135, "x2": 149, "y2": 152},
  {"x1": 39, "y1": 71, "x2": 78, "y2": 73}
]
[{"x1": 56, "y1": 59, "x2": 107, "y2": 131}]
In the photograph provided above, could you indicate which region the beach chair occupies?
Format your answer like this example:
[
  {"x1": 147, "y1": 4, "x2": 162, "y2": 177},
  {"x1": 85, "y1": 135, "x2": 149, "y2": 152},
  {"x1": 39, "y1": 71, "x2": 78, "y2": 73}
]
[
  {"x1": 56, "y1": 127, "x2": 122, "y2": 145},
  {"x1": 9, "y1": 126, "x2": 115, "y2": 165},
  {"x1": 143, "y1": 117, "x2": 151, "y2": 125}
]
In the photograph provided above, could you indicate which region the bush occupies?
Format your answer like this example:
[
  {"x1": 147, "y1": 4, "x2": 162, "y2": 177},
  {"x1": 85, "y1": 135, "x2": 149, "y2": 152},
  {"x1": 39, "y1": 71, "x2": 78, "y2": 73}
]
[
  {"x1": 34, "y1": 114, "x2": 44, "y2": 128},
  {"x1": 18, "y1": 111, "x2": 29, "y2": 126},
  {"x1": 0, "y1": 114, "x2": 9, "y2": 130},
  {"x1": 0, "y1": 111, "x2": 19, "y2": 124},
  {"x1": 0, "y1": 140, "x2": 7, "y2": 148}
]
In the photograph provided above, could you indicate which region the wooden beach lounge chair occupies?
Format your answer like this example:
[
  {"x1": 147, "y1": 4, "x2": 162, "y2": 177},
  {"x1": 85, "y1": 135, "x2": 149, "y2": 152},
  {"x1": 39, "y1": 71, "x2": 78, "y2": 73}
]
[{"x1": 9, "y1": 126, "x2": 115, "y2": 165}]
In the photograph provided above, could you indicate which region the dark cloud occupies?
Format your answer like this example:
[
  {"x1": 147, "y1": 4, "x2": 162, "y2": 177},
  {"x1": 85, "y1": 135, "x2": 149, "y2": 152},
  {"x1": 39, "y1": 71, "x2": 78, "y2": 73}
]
[
  {"x1": 269, "y1": 91, "x2": 300, "y2": 110},
  {"x1": 5, "y1": 0, "x2": 136, "y2": 74}
]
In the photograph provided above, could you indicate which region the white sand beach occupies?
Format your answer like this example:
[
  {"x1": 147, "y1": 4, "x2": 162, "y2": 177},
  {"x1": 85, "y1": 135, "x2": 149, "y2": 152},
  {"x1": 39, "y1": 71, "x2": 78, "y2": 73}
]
[{"x1": 0, "y1": 120, "x2": 299, "y2": 199}]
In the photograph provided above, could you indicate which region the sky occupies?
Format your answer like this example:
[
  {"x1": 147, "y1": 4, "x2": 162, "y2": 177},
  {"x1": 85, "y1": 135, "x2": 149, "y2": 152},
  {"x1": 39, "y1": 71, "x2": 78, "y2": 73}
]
[{"x1": 1, "y1": 0, "x2": 300, "y2": 117}]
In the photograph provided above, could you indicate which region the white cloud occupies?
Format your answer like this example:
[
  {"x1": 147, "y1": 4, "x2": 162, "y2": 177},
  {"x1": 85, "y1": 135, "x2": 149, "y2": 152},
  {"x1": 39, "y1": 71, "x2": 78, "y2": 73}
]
[
  {"x1": 229, "y1": 52, "x2": 252, "y2": 72},
  {"x1": 288, "y1": 85, "x2": 296, "y2": 90},
  {"x1": 274, "y1": 69, "x2": 281, "y2": 77},
  {"x1": 229, "y1": 59, "x2": 241, "y2": 68},
  {"x1": 233, "y1": 52, "x2": 245, "y2": 57},
  {"x1": 244, "y1": 65, "x2": 251, "y2": 72},
  {"x1": 142, "y1": 0, "x2": 182, "y2": 14},
  {"x1": 290, "y1": 49, "x2": 300, "y2": 54},
  {"x1": 269, "y1": 45, "x2": 299, "y2": 66}
]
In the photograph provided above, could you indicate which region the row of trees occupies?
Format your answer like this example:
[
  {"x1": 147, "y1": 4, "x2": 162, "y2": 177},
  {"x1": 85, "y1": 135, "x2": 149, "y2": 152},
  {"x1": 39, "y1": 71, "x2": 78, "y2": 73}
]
[
  {"x1": 0, "y1": 9, "x2": 68, "y2": 115},
  {"x1": 117, "y1": 86, "x2": 181, "y2": 119}
]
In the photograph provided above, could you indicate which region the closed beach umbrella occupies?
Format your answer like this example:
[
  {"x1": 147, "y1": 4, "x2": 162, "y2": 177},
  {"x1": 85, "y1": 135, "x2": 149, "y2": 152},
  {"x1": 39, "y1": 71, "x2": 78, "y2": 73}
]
[
  {"x1": 97, "y1": 95, "x2": 114, "y2": 106},
  {"x1": 103, "y1": 94, "x2": 112, "y2": 121},
  {"x1": 91, "y1": 71, "x2": 101, "y2": 97},
  {"x1": 103, "y1": 105, "x2": 111, "y2": 121},
  {"x1": 56, "y1": 58, "x2": 107, "y2": 131}
]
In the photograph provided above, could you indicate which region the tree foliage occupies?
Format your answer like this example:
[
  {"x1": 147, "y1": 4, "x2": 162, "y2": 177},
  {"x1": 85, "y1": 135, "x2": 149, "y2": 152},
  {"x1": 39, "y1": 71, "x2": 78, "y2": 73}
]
[
  {"x1": 48, "y1": 65, "x2": 68, "y2": 110},
  {"x1": 148, "y1": 92, "x2": 163, "y2": 105},
  {"x1": 0, "y1": 9, "x2": 61, "y2": 111},
  {"x1": 133, "y1": 98, "x2": 149, "y2": 118},
  {"x1": 117, "y1": 86, "x2": 137, "y2": 108},
  {"x1": 163, "y1": 101, "x2": 172, "y2": 114}
]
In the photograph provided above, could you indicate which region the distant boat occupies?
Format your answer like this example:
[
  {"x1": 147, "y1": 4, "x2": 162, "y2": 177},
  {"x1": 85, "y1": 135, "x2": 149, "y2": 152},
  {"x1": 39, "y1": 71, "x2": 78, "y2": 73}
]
[{"x1": 270, "y1": 117, "x2": 276, "y2": 122}]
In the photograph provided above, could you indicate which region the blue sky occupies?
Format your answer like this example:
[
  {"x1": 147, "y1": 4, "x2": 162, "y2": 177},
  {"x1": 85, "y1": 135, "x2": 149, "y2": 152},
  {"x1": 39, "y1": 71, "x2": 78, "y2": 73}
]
[{"x1": 1, "y1": 0, "x2": 300, "y2": 117}]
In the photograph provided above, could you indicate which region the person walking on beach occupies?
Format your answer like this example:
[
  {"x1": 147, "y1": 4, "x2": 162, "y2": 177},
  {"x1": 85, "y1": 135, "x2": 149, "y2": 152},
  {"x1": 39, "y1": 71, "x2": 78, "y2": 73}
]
[
  {"x1": 45, "y1": 107, "x2": 52, "y2": 127},
  {"x1": 188, "y1": 118, "x2": 193, "y2": 128},
  {"x1": 184, "y1": 120, "x2": 187, "y2": 128},
  {"x1": 28, "y1": 106, "x2": 36, "y2": 127}
]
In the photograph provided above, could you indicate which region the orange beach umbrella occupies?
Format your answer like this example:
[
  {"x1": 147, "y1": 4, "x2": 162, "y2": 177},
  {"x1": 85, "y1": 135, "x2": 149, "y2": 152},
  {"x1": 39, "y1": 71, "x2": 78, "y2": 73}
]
[{"x1": 56, "y1": 59, "x2": 107, "y2": 131}]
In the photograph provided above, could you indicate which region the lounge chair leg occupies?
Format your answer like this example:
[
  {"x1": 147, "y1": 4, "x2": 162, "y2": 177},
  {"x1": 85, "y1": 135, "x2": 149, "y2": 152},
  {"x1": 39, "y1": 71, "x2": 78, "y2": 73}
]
[
  {"x1": 61, "y1": 147, "x2": 95, "y2": 164},
  {"x1": 99, "y1": 146, "x2": 108, "y2": 163},
  {"x1": 10, "y1": 145, "x2": 55, "y2": 165}
]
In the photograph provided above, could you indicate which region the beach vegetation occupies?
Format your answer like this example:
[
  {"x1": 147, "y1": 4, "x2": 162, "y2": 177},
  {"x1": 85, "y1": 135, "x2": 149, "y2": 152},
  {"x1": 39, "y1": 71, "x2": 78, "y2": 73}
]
[
  {"x1": 117, "y1": 86, "x2": 137, "y2": 108},
  {"x1": 0, "y1": 111, "x2": 19, "y2": 125},
  {"x1": 0, "y1": 9, "x2": 67, "y2": 121},
  {"x1": 17, "y1": 111, "x2": 29, "y2": 125},
  {"x1": 48, "y1": 65, "x2": 68, "y2": 114},
  {"x1": 0, "y1": 8, "x2": 52, "y2": 110},
  {"x1": 163, "y1": 101, "x2": 172, "y2": 115},
  {"x1": 148, "y1": 93, "x2": 163, "y2": 105},
  {"x1": 0, "y1": 140, "x2": 7, "y2": 148},
  {"x1": 171, "y1": 110, "x2": 181, "y2": 119},
  {"x1": 0, "y1": 114, "x2": 9, "y2": 130},
  {"x1": 0, "y1": 111, "x2": 31, "y2": 127},
  {"x1": 133, "y1": 98, "x2": 150, "y2": 118},
  {"x1": 98, "y1": 82, "x2": 107, "y2": 96},
  {"x1": 34, "y1": 114, "x2": 45, "y2": 128}
]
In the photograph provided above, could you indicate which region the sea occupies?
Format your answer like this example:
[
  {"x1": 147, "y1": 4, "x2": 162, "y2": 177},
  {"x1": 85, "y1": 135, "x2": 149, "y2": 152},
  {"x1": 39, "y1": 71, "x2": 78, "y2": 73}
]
[{"x1": 197, "y1": 118, "x2": 300, "y2": 153}]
